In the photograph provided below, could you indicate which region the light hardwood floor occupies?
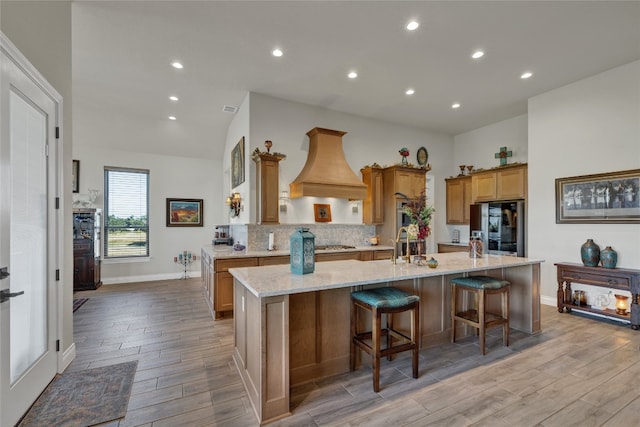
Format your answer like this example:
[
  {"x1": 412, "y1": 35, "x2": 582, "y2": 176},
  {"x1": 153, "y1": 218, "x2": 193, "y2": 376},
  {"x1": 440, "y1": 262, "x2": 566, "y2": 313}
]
[{"x1": 66, "y1": 278, "x2": 639, "y2": 427}]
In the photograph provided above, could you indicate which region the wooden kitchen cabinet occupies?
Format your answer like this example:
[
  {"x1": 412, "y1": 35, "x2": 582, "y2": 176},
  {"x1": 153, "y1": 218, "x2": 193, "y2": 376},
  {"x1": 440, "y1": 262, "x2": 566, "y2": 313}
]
[
  {"x1": 471, "y1": 163, "x2": 527, "y2": 202},
  {"x1": 212, "y1": 258, "x2": 258, "y2": 319},
  {"x1": 445, "y1": 176, "x2": 472, "y2": 224},
  {"x1": 378, "y1": 165, "x2": 427, "y2": 245},
  {"x1": 361, "y1": 166, "x2": 384, "y2": 224},
  {"x1": 253, "y1": 152, "x2": 286, "y2": 224}
]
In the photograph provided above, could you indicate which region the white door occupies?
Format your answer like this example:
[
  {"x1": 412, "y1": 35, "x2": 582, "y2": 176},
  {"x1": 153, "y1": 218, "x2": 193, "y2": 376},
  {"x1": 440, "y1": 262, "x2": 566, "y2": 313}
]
[{"x1": 0, "y1": 36, "x2": 59, "y2": 426}]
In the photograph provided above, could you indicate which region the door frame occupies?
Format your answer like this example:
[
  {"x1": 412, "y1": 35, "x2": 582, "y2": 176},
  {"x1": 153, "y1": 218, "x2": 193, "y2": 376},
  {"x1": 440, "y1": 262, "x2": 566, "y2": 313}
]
[{"x1": 0, "y1": 28, "x2": 70, "y2": 408}]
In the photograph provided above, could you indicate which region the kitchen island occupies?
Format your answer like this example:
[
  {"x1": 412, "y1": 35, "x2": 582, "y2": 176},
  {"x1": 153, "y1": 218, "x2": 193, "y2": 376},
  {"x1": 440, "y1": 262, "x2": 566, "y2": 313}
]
[{"x1": 229, "y1": 252, "x2": 543, "y2": 424}]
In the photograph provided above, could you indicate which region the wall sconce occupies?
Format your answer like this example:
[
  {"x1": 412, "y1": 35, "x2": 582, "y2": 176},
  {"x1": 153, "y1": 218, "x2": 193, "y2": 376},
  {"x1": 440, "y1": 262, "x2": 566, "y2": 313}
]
[
  {"x1": 226, "y1": 192, "x2": 242, "y2": 217},
  {"x1": 279, "y1": 190, "x2": 289, "y2": 212},
  {"x1": 614, "y1": 294, "x2": 629, "y2": 315}
]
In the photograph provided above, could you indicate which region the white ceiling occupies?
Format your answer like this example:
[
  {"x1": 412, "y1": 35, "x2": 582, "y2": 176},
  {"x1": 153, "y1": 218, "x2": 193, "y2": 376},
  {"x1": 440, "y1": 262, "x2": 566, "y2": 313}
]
[{"x1": 72, "y1": 1, "x2": 640, "y2": 159}]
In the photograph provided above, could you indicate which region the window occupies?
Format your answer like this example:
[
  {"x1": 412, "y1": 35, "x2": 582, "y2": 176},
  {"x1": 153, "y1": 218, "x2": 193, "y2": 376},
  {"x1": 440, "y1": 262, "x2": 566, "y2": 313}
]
[{"x1": 104, "y1": 167, "x2": 149, "y2": 258}]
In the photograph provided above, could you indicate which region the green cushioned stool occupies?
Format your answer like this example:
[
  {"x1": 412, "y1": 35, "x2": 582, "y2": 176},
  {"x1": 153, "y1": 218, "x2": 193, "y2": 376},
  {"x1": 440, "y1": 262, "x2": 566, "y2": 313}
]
[
  {"x1": 451, "y1": 275, "x2": 511, "y2": 355},
  {"x1": 351, "y1": 287, "x2": 420, "y2": 392}
]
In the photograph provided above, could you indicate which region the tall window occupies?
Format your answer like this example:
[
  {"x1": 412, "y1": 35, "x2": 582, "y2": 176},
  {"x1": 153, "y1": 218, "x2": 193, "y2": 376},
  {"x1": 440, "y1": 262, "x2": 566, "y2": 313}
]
[{"x1": 104, "y1": 167, "x2": 149, "y2": 258}]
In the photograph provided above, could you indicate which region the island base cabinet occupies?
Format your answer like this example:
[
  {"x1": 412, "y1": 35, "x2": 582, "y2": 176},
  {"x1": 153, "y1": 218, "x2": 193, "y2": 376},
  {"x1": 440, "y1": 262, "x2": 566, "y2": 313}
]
[{"x1": 233, "y1": 281, "x2": 290, "y2": 425}]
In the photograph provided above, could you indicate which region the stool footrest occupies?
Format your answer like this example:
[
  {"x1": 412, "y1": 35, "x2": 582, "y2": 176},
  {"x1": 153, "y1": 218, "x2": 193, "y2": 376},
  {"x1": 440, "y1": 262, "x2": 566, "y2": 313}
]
[{"x1": 454, "y1": 309, "x2": 508, "y2": 326}]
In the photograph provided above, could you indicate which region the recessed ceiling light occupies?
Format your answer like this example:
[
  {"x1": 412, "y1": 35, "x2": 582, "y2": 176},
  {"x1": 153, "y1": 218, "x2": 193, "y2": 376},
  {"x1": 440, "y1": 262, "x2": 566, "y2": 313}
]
[
  {"x1": 168, "y1": 116, "x2": 176, "y2": 120},
  {"x1": 471, "y1": 51, "x2": 484, "y2": 59},
  {"x1": 169, "y1": 96, "x2": 179, "y2": 101},
  {"x1": 406, "y1": 21, "x2": 419, "y2": 31},
  {"x1": 521, "y1": 71, "x2": 533, "y2": 79},
  {"x1": 272, "y1": 48, "x2": 283, "y2": 57},
  {"x1": 405, "y1": 88, "x2": 415, "y2": 95},
  {"x1": 348, "y1": 71, "x2": 358, "y2": 79},
  {"x1": 171, "y1": 62, "x2": 183, "y2": 69},
  {"x1": 451, "y1": 103, "x2": 461, "y2": 109}
]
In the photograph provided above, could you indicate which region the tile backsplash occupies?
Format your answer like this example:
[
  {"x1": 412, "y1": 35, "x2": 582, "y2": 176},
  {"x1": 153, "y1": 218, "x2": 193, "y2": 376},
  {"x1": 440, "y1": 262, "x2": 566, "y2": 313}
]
[{"x1": 231, "y1": 224, "x2": 377, "y2": 251}]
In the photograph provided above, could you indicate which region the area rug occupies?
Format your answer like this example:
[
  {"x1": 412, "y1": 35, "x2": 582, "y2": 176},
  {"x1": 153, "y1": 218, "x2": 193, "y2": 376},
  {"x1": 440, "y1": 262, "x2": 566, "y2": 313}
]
[
  {"x1": 18, "y1": 361, "x2": 137, "y2": 427},
  {"x1": 73, "y1": 298, "x2": 88, "y2": 313}
]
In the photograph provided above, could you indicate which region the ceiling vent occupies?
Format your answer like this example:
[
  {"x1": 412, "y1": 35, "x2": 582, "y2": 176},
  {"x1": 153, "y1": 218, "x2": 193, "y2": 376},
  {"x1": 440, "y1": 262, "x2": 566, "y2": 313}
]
[
  {"x1": 289, "y1": 127, "x2": 367, "y2": 200},
  {"x1": 222, "y1": 105, "x2": 238, "y2": 114}
]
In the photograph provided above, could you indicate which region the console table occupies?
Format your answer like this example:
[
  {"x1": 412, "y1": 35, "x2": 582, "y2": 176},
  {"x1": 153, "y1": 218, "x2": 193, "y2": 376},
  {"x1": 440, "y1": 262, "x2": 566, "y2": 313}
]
[{"x1": 555, "y1": 262, "x2": 640, "y2": 329}]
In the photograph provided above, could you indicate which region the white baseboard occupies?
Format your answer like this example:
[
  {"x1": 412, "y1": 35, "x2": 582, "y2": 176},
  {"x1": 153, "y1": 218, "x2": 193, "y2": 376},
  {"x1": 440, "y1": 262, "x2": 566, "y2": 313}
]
[
  {"x1": 541, "y1": 295, "x2": 556, "y2": 306},
  {"x1": 101, "y1": 271, "x2": 201, "y2": 285},
  {"x1": 59, "y1": 342, "x2": 76, "y2": 373}
]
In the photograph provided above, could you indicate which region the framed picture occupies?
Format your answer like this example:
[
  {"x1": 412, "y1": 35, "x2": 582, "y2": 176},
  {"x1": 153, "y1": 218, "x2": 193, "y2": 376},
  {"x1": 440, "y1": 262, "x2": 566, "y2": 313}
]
[
  {"x1": 314, "y1": 204, "x2": 332, "y2": 222},
  {"x1": 72, "y1": 160, "x2": 80, "y2": 193},
  {"x1": 555, "y1": 169, "x2": 640, "y2": 223},
  {"x1": 166, "y1": 198, "x2": 204, "y2": 227},
  {"x1": 231, "y1": 137, "x2": 245, "y2": 188}
]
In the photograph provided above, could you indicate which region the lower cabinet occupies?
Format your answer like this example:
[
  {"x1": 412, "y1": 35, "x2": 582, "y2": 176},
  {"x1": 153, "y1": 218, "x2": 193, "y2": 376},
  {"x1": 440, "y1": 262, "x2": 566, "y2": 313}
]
[
  {"x1": 437, "y1": 243, "x2": 468, "y2": 254},
  {"x1": 73, "y1": 239, "x2": 101, "y2": 291}
]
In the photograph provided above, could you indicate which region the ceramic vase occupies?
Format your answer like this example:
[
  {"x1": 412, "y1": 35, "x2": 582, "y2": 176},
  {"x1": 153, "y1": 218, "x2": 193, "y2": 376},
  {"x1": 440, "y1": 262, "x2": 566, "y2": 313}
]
[
  {"x1": 600, "y1": 246, "x2": 618, "y2": 269},
  {"x1": 580, "y1": 239, "x2": 600, "y2": 267}
]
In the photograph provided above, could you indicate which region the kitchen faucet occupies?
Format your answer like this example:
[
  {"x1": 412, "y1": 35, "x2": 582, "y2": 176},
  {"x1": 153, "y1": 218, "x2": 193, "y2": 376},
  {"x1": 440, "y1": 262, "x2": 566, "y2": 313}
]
[{"x1": 393, "y1": 226, "x2": 411, "y2": 263}]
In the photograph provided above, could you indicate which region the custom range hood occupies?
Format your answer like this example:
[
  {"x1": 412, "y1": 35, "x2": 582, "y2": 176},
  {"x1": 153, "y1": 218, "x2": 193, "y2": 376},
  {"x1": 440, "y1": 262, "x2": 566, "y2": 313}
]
[{"x1": 289, "y1": 127, "x2": 367, "y2": 200}]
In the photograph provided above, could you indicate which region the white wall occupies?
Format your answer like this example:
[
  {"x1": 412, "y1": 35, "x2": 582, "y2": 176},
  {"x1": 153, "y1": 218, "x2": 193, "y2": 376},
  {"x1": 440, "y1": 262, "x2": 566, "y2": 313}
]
[
  {"x1": 451, "y1": 114, "x2": 528, "y2": 242},
  {"x1": 71, "y1": 145, "x2": 219, "y2": 283},
  {"x1": 529, "y1": 60, "x2": 640, "y2": 306},
  {"x1": 234, "y1": 93, "x2": 453, "y2": 243}
]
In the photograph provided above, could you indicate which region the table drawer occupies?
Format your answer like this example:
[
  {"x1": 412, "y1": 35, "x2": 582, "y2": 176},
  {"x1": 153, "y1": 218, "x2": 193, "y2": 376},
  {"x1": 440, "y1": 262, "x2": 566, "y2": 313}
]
[{"x1": 564, "y1": 270, "x2": 631, "y2": 289}]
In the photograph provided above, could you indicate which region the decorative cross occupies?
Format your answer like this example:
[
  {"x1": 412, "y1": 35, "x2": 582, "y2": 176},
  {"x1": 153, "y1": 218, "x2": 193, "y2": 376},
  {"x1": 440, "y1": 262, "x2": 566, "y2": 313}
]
[{"x1": 494, "y1": 146, "x2": 513, "y2": 166}]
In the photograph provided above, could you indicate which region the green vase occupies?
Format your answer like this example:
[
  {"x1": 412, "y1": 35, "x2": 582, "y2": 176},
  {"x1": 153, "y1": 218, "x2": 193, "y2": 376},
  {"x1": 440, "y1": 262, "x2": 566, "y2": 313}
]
[
  {"x1": 600, "y1": 246, "x2": 617, "y2": 269},
  {"x1": 580, "y1": 239, "x2": 600, "y2": 267}
]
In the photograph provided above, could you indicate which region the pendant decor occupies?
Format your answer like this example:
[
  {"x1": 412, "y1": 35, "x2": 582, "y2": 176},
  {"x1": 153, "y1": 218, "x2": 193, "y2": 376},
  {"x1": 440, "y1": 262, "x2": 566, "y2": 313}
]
[
  {"x1": 399, "y1": 147, "x2": 409, "y2": 166},
  {"x1": 600, "y1": 246, "x2": 618, "y2": 269},
  {"x1": 290, "y1": 228, "x2": 315, "y2": 275},
  {"x1": 580, "y1": 239, "x2": 600, "y2": 267}
]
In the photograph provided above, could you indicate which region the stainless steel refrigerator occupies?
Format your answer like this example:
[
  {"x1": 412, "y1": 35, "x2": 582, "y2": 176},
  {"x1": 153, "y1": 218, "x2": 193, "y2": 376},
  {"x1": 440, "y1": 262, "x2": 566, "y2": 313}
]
[{"x1": 469, "y1": 200, "x2": 525, "y2": 257}]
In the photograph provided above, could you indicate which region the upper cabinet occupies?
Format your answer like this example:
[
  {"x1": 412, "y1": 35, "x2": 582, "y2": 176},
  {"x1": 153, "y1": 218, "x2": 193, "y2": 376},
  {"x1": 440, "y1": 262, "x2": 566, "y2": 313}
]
[
  {"x1": 445, "y1": 175, "x2": 472, "y2": 224},
  {"x1": 383, "y1": 165, "x2": 427, "y2": 199},
  {"x1": 253, "y1": 152, "x2": 286, "y2": 224},
  {"x1": 471, "y1": 163, "x2": 527, "y2": 202},
  {"x1": 361, "y1": 166, "x2": 384, "y2": 224}
]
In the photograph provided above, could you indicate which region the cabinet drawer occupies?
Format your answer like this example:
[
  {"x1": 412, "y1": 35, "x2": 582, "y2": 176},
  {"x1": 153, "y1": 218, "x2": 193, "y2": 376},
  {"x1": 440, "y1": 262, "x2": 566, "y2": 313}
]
[
  {"x1": 373, "y1": 250, "x2": 394, "y2": 260},
  {"x1": 215, "y1": 257, "x2": 258, "y2": 272},
  {"x1": 259, "y1": 256, "x2": 290, "y2": 266},
  {"x1": 316, "y1": 252, "x2": 361, "y2": 262},
  {"x1": 73, "y1": 239, "x2": 93, "y2": 253},
  {"x1": 564, "y1": 271, "x2": 631, "y2": 289}
]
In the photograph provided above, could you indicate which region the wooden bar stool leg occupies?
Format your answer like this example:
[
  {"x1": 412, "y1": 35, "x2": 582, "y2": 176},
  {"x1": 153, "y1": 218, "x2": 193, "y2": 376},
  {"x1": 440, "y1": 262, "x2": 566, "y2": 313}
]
[
  {"x1": 503, "y1": 288, "x2": 510, "y2": 347},
  {"x1": 412, "y1": 303, "x2": 419, "y2": 379},
  {"x1": 372, "y1": 307, "x2": 381, "y2": 393},
  {"x1": 350, "y1": 301, "x2": 357, "y2": 371},
  {"x1": 386, "y1": 312, "x2": 393, "y2": 361},
  {"x1": 451, "y1": 284, "x2": 457, "y2": 343},
  {"x1": 479, "y1": 289, "x2": 486, "y2": 355}
]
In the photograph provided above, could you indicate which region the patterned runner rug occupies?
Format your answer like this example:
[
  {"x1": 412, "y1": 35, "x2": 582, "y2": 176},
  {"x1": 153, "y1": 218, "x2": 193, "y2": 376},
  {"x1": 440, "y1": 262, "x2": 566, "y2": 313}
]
[
  {"x1": 73, "y1": 298, "x2": 88, "y2": 312},
  {"x1": 18, "y1": 361, "x2": 137, "y2": 427}
]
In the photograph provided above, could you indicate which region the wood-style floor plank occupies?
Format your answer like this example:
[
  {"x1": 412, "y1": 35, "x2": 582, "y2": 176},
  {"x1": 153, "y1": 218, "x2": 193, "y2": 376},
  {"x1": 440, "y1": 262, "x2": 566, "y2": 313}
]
[{"x1": 60, "y1": 278, "x2": 640, "y2": 427}]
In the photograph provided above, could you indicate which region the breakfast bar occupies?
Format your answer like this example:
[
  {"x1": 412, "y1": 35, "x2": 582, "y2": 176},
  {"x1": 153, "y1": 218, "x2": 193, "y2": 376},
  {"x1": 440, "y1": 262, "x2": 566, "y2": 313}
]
[{"x1": 229, "y1": 252, "x2": 543, "y2": 424}]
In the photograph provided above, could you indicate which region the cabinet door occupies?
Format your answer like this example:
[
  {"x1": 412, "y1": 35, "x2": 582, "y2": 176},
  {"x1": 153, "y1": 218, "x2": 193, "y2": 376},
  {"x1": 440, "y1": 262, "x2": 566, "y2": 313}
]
[
  {"x1": 362, "y1": 169, "x2": 384, "y2": 224},
  {"x1": 214, "y1": 272, "x2": 234, "y2": 314},
  {"x1": 395, "y1": 169, "x2": 425, "y2": 199},
  {"x1": 462, "y1": 177, "x2": 472, "y2": 224},
  {"x1": 472, "y1": 172, "x2": 497, "y2": 202},
  {"x1": 409, "y1": 171, "x2": 426, "y2": 199},
  {"x1": 497, "y1": 166, "x2": 526, "y2": 200},
  {"x1": 446, "y1": 179, "x2": 465, "y2": 224},
  {"x1": 259, "y1": 161, "x2": 279, "y2": 223}
]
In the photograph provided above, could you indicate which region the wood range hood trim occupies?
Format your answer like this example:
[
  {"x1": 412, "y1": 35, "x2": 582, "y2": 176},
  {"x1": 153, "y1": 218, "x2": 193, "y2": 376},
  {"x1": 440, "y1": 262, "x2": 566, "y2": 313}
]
[{"x1": 289, "y1": 127, "x2": 367, "y2": 200}]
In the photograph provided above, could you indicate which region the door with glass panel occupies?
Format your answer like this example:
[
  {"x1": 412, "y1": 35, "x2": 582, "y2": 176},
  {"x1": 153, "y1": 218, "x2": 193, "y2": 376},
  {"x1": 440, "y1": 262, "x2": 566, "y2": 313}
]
[{"x1": 0, "y1": 35, "x2": 59, "y2": 426}]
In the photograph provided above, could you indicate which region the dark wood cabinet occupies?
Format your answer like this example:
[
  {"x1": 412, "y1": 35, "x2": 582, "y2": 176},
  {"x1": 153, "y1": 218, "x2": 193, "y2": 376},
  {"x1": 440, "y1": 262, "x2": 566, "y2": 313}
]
[{"x1": 73, "y1": 209, "x2": 102, "y2": 291}]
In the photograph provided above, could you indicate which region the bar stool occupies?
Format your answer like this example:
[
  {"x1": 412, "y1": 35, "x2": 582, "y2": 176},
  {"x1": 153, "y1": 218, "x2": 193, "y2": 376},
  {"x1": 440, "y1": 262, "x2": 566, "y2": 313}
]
[
  {"x1": 350, "y1": 287, "x2": 420, "y2": 392},
  {"x1": 451, "y1": 276, "x2": 510, "y2": 355}
]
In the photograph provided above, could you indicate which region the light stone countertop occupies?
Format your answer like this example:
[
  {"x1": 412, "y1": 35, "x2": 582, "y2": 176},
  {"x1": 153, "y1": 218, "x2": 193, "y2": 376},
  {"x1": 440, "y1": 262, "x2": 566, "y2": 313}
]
[
  {"x1": 229, "y1": 252, "x2": 545, "y2": 298},
  {"x1": 201, "y1": 244, "x2": 394, "y2": 260}
]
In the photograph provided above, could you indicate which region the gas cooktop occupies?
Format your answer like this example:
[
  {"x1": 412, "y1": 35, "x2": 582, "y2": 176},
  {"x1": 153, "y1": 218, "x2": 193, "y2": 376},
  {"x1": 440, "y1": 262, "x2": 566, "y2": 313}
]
[{"x1": 315, "y1": 245, "x2": 357, "y2": 251}]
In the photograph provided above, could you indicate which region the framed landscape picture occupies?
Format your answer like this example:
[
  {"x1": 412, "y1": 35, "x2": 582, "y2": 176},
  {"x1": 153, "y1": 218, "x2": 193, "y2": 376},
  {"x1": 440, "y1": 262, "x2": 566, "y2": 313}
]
[
  {"x1": 555, "y1": 169, "x2": 640, "y2": 223},
  {"x1": 231, "y1": 137, "x2": 245, "y2": 188},
  {"x1": 166, "y1": 198, "x2": 204, "y2": 227}
]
